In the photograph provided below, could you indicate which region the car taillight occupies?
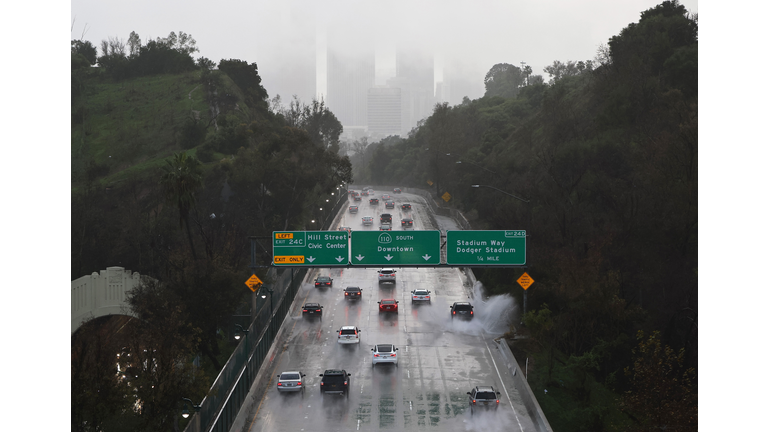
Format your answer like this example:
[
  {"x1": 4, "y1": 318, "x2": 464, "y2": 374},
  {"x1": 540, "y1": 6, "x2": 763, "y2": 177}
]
[
  {"x1": 298, "y1": 382, "x2": 302, "y2": 385},
  {"x1": 343, "y1": 381, "x2": 348, "y2": 385},
  {"x1": 316, "y1": 309, "x2": 321, "y2": 312},
  {"x1": 374, "y1": 354, "x2": 379, "y2": 357},
  {"x1": 392, "y1": 353, "x2": 396, "y2": 357},
  {"x1": 425, "y1": 296, "x2": 430, "y2": 299},
  {"x1": 470, "y1": 311, "x2": 474, "y2": 314},
  {"x1": 345, "y1": 292, "x2": 349, "y2": 295},
  {"x1": 472, "y1": 399, "x2": 476, "y2": 404},
  {"x1": 496, "y1": 399, "x2": 499, "y2": 404},
  {"x1": 321, "y1": 382, "x2": 324, "y2": 386},
  {"x1": 303, "y1": 309, "x2": 308, "y2": 312},
  {"x1": 453, "y1": 311, "x2": 456, "y2": 314},
  {"x1": 277, "y1": 383, "x2": 282, "y2": 386}
]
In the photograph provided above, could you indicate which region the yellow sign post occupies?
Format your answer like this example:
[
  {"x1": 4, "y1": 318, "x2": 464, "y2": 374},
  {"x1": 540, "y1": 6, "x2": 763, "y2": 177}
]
[
  {"x1": 442, "y1": 191, "x2": 452, "y2": 202},
  {"x1": 427, "y1": 180, "x2": 433, "y2": 186},
  {"x1": 517, "y1": 272, "x2": 534, "y2": 290},
  {"x1": 517, "y1": 272, "x2": 534, "y2": 320},
  {"x1": 245, "y1": 274, "x2": 264, "y2": 292}
]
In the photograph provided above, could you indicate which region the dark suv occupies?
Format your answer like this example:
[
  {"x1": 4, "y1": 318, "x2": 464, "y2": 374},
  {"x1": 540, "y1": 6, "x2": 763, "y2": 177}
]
[
  {"x1": 380, "y1": 213, "x2": 392, "y2": 224},
  {"x1": 319, "y1": 369, "x2": 351, "y2": 395},
  {"x1": 467, "y1": 386, "x2": 500, "y2": 413},
  {"x1": 450, "y1": 302, "x2": 474, "y2": 319},
  {"x1": 344, "y1": 286, "x2": 362, "y2": 300}
]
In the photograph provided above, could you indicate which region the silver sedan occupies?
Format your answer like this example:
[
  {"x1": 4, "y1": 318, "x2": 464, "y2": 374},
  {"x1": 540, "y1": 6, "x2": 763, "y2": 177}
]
[{"x1": 276, "y1": 371, "x2": 306, "y2": 393}]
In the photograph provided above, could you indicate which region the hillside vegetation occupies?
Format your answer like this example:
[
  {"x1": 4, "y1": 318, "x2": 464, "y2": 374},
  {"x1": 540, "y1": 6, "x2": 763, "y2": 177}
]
[
  {"x1": 71, "y1": 32, "x2": 351, "y2": 431},
  {"x1": 351, "y1": 2, "x2": 697, "y2": 430}
]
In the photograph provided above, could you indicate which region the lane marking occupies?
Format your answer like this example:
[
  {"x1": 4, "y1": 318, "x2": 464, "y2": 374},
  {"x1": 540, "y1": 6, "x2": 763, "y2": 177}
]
[
  {"x1": 485, "y1": 338, "x2": 524, "y2": 432},
  {"x1": 357, "y1": 419, "x2": 360, "y2": 430},
  {"x1": 409, "y1": 400, "x2": 412, "y2": 411},
  {"x1": 361, "y1": 384, "x2": 364, "y2": 394},
  {"x1": 247, "y1": 278, "x2": 313, "y2": 431}
]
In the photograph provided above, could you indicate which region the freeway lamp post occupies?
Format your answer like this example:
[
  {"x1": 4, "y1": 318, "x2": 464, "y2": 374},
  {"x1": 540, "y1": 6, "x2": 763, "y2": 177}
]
[
  {"x1": 234, "y1": 324, "x2": 250, "y2": 382},
  {"x1": 260, "y1": 287, "x2": 274, "y2": 316},
  {"x1": 181, "y1": 397, "x2": 201, "y2": 419}
]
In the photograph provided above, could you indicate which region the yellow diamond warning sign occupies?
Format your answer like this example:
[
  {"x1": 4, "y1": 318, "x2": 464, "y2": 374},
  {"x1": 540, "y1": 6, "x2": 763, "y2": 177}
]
[
  {"x1": 427, "y1": 180, "x2": 434, "y2": 186},
  {"x1": 517, "y1": 272, "x2": 534, "y2": 290},
  {"x1": 442, "y1": 192, "x2": 452, "y2": 202},
  {"x1": 245, "y1": 274, "x2": 264, "y2": 292}
]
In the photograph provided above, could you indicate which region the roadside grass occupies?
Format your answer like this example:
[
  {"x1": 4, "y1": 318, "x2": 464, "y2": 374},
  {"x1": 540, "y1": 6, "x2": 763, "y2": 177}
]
[{"x1": 510, "y1": 339, "x2": 633, "y2": 432}]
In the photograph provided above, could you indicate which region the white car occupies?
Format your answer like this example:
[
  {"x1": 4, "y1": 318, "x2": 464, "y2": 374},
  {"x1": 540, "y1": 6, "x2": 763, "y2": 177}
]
[
  {"x1": 362, "y1": 216, "x2": 374, "y2": 226},
  {"x1": 276, "y1": 371, "x2": 306, "y2": 393},
  {"x1": 411, "y1": 289, "x2": 431, "y2": 302},
  {"x1": 378, "y1": 269, "x2": 396, "y2": 284},
  {"x1": 337, "y1": 326, "x2": 362, "y2": 344},
  {"x1": 371, "y1": 344, "x2": 399, "y2": 366}
]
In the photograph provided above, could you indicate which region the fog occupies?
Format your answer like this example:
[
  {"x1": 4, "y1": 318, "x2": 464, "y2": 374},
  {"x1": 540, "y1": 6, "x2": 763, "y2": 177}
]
[{"x1": 71, "y1": 0, "x2": 698, "y2": 117}]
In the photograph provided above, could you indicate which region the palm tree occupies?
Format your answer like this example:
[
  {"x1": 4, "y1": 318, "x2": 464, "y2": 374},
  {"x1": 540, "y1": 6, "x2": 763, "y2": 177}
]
[{"x1": 160, "y1": 152, "x2": 203, "y2": 259}]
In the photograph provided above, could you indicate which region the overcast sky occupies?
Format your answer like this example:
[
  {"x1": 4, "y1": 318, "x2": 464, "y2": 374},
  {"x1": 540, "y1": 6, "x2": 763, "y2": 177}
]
[{"x1": 71, "y1": 0, "x2": 698, "y2": 102}]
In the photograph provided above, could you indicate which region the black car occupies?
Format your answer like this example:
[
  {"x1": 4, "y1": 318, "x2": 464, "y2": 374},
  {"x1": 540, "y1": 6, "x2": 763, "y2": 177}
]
[
  {"x1": 450, "y1": 302, "x2": 474, "y2": 319},
  {"x1": 319, "y1": 369, "x2": 351, "y2": 395},
  {"x1": 369, "y1": 198, "x2": 379, "y2": 205},
  {"x1": 315, "y1": 276, "x2": 333, "y2": 287},
  {"x1": 344, "y1": 286, "x2": 362, "y2": 300},
  {"x1": 302, "y1": 303, "x2": 323, "y2": 316},
  {"x1": 401, "y1": 218, "x2": 413, "y2": 228},
  {"x1": 385, "y1": 200, "x2": 395, "y2": 209},
  {"x1": 401, "y1": 203, "x2": 412, "y2": 210},
  {"x1": 380, "y1": 213, "x2": 392, "y2": 224},
  {"x1": 393, "y1": 188, "x2": 402, "y2": 194},
  {"x1": 467, "y1": 386, "x2": 500, "y2": 413}
]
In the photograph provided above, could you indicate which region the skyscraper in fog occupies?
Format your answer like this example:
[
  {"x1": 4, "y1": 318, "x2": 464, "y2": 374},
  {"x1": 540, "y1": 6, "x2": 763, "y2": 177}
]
[
  {"x1": 395, "y1": 48, "x2": 434, "y2": 132},
  {"x1": 368, "y1": 87, "x2": 401, "y2": 138},
  {"x1": 255, "y1": 5, "x2": 316, "y2": 104},
  {"x1": 326, "y1": 29, "x2": 374, "y2": 129}
]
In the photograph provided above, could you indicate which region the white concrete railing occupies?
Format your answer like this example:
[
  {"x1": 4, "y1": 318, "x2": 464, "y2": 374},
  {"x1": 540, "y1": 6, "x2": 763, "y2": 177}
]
[{"x1": 71, "y1": 266, "x2": 143, "y2": 335}]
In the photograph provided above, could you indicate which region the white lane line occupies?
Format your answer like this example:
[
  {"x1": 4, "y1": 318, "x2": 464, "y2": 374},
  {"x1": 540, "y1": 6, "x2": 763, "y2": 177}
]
[
  {"x1": 407, "y1": 369, "x2": 410, "y2": 379},
  {"x1": 361, "y1": 384, "x2": 364, "y2": 394},
  {"x1": 485, "y1": 338, "x2": 524, "y2": 432},
  {"x1": 409, "y1": 400, "x2": 413, "y2": 411},
  {"x1": 357, "y1": 419, "x2": 360, "y2": 430}
]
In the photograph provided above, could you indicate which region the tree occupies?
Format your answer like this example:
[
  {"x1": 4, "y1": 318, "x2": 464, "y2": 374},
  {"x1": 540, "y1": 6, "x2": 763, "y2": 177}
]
[
  {"x1": 127, "y1": 31, "x2": 141, "y2": 57},
  {"x1": 160, "y1": 152, "x2": 203, "y2": 260},
  {"x1": 484, "y1": 63, "x2": 525, "y2": 98},
  {"x1": 621, "y1": 331, "x2": 697, "y2": 431},
  {"x1": 71, "y1": 39, "x2": 97, "y2": 65},
  {"x1": 543, "y1": 60, "x2": 591, "y2": 84},
  {"x1": 218, "y1": 59, "x2": 269, "y2": 111}
]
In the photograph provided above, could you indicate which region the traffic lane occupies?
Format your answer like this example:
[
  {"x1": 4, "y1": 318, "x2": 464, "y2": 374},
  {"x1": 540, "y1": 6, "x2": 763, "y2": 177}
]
[{"x1": 246, "y1": 268, "x2": 529, "y2": 431}]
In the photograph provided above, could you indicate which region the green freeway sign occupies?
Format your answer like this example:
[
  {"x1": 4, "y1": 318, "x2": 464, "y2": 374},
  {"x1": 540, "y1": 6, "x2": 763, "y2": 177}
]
[
  {"x1": 446, "y1": 230, "x2": 526, "y2": 265},
  {"x1": 272, "y1": 231, "x2": 349, "y2": 266},
  {"x1": 350, "y1": 230, "x2": 440, "y2": 266}
]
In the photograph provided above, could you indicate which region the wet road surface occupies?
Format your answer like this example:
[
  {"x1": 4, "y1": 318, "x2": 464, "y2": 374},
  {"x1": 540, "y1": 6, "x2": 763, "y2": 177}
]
[{"x1": 236, "y1": 191, "x2": 535, "y2": 432}]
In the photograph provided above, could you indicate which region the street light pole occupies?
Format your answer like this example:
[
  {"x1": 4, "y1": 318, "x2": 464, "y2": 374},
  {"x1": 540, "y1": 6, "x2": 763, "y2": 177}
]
[
  {"x1": 234, "y1": 324, "x2": 250, "y2": 382},
  {"x1": 260, "y1": 287, "x2": 274, "y2": 316},
  {"x1": 471, "y1": 184, "x2": 529, "y2": 203}
]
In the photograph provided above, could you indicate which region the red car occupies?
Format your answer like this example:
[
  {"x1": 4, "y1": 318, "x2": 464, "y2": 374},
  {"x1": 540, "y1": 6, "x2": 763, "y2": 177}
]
[{"x1": 378, "y1": 299, "x2": 399, "y2": 313}]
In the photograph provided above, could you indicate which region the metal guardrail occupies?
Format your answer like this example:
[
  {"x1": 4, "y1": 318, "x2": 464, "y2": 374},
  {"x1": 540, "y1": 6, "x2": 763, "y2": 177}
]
[{"x1": 184, "y1": 195, "x2": 347, "y2": 432}]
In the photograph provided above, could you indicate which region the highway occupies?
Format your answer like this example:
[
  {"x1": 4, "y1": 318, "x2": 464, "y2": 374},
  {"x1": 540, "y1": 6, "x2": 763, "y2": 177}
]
[{"x1": 232, "y1": 190, "x2": 536, "y2": 432}]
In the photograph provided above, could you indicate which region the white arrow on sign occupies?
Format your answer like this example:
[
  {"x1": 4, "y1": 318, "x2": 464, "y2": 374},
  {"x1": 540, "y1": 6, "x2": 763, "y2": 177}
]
[
  {"x1": 335, "y1": 256, "x2": 344, "y2": 262},
  {"x1": 355, "y1": 254, "x2": 365, "y2": 261},
  {"x1": 384, "y1": 254, "x2": 393, "y2": 261},
  {"x1": 307, "y1": 256, "x2": 316, "y2": 263},
  {"x1": 422, "y1": 254, "x2": 431, "y2": 261}
]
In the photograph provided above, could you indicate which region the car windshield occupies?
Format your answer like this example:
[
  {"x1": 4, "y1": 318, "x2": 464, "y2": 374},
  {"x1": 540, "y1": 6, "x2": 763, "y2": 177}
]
[
  {"x1": 381, "y1": 300, "x2": 395, "y2": 305},
  {"x1": 318, "y1": 277, "x2": 330, "y2": 281},
  {"x1": 377, "y1": 345, "x2": 393, "y2": 352},
  {"x1": 281, "y1": 373, "x2": 301, "y2": 380},
  {"x1": 346, "y1": 288, "x2": 360, "y2": 292},
  {"x1": 476, "y1": 392, "x2": 496, "y2": 400},
  {"x1": 305, "y1": 303, "x2": 318, "y2": 307},
  {"x1": 340, "y1": 329, "x2": 356, "y2": 335},
  {"x1": 454, "y1": 304, "x2": 472, "y2": 311},
  {"x1": 380, "y1": 270, "x2": 393, "y2": 274},
  {"x1": 414, "y1": 290, "x2": 428, "y2": 295}
]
